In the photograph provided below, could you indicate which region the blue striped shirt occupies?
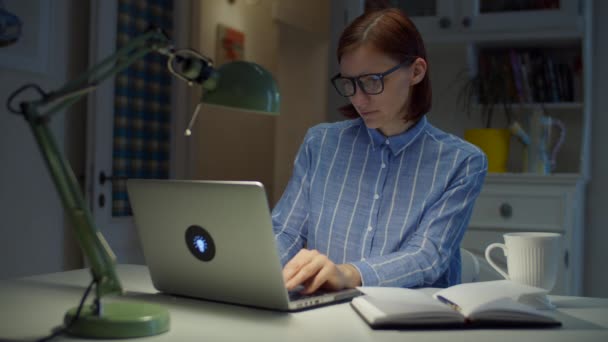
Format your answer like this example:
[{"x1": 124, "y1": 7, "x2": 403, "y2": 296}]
[{"x1": 272, "y1": 116, "x2": 487, "y2": 288}]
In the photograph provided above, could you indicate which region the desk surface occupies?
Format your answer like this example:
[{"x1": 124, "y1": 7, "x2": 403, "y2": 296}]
[{"x1": 1, "y1": 264, "x2": 607, "y2": 342}]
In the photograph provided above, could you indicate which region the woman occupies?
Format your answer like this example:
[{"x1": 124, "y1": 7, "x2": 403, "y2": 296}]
[{"x1": 272, "y1": 8, "x2": 487, "y2": 294}]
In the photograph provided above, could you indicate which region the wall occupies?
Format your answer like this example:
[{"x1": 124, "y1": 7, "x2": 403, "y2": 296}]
[
  {"x1": 0, "y1": 0, "x2": 86, "y2": 279},
  {"x1": 327, "y1": 0, "x2": 364, "y2": 124},
  {"x1": 584, "y1": 0, "x2": 608, "y2": 297},
  {"x1": 191, "y1": 0, "x2": 331, "y2": 206},
  {"x1": 191, "y1": 0, "x2": 279, "y2": 203},
  {"x1": 273, "y1": 0, "x2": 331, "y2": 202}
]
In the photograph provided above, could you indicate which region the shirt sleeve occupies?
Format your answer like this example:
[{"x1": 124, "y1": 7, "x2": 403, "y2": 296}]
[
  {"x1": 272, "y1": 129, "x2": 314, "y2": 266},
  {"x1": 349, "y1": 151, "x2": 488, "y2": 288}
]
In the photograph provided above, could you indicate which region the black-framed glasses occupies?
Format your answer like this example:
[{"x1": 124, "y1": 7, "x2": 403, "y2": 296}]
[{"x1": 331, "y1": 57, "x2": 418, "y2": 97}]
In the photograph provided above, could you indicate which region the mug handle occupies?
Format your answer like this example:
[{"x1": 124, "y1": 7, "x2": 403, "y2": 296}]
[{"x1": 485, "y1": 243, "x2": 510, "y2": 280}]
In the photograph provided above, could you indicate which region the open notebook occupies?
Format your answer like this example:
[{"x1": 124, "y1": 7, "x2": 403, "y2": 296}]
[{"x1": 351, "y1": 280, "x2": 561, "y2": 328}]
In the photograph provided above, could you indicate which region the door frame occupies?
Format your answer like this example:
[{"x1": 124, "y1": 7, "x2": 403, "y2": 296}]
[{"x1": 85, "y1": 0, "x2": 195, "y2": 263}]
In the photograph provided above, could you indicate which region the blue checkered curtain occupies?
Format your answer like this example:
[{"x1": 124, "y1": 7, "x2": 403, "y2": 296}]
[{"x1": 112, "y1": 0, "x2": 173, "y2": 216}]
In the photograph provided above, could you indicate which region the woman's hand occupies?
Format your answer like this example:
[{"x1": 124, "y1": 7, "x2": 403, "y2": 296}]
[{"x1": 282, "y1": 249, "x2": 361, "y2": 294}]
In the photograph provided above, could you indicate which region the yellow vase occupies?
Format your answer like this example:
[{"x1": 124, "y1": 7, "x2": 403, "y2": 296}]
[{"x1": 464, "y1": 128, "x2": 511, "y2": 173}]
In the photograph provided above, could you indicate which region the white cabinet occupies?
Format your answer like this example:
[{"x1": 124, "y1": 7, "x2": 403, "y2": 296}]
[
  {"x1": 462, "y1": 173, "x2": 585, "y2": 295},
  {"x1": 460, "y1": 0, "x2": 582, "y2": 37},
  {"x1": 397, "y1": 0, "x2": 584, "y2": 42},
  {"x1": 401, "y1": 1, "x2": 591, "y2": 296},
  {"x1": 385, "y1": 0, "x2": 459, "y2": 41}
]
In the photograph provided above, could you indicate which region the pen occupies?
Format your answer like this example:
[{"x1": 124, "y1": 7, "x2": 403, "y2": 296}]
[{"x1": 436, "y1": 295, "x2": 462, "y2": 312}]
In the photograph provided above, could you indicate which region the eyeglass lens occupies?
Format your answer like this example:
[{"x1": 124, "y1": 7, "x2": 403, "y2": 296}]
[{"x1": 334, "y1": 74, "x2": 383, "y2": 97}]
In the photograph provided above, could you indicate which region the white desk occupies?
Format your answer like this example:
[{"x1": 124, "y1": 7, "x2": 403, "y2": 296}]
[{"x1": 1, "y1": 265, "x2": 607, "y2": 342}]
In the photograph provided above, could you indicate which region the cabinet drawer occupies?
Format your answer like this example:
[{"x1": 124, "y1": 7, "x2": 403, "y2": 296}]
[{"x1": 469, "y1": 191, "x2": 565, "y2": 231}]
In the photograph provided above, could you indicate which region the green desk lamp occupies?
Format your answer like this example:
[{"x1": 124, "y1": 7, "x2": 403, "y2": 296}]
[{"x1": 6, "y1": 28, "x2": 279, "y2": 339}]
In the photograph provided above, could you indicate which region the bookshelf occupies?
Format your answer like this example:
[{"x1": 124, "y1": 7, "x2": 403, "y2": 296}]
[
  {"x1": 472, "y1": 45, "x2": 583, "y2": 105},
  {"x1": 465, "y1": 42, "x2": 586, "y2": 172},
  {"x1": 330, "y1": 0, "x2": 592, "y2": 295}
]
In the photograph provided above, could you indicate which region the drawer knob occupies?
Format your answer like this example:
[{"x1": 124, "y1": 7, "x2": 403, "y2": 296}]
[{"x1": 499, "y1": 203, "x2": 513, "y2": 219}]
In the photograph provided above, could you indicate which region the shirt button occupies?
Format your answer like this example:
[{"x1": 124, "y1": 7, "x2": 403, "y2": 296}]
[
  {"x1": 385, "y1": 139, "x2": 390, "y2": 145},
  {"x1": 374, "y1": 194, "x2": 380, "y2": 200},
  {"x1": 367, "y1": 226, "x2": 373, "y2": 232},
  {"x1": 381, "y1": 163, "x2": 386, "y2": 169}
]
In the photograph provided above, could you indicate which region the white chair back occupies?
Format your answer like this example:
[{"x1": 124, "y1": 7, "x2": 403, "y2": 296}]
[{"x1": 460, "y1": 248, "x2": 480, "y2": 283}]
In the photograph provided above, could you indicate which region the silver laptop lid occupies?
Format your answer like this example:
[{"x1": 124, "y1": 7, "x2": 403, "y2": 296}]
[{"x1": 127, "y1": 179, "x2": 292, "y2": 310}]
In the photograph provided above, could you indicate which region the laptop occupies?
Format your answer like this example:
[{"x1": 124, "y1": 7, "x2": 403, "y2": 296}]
[{"x1": 126, "y1": 179, "x2": 360, "y2": 311}]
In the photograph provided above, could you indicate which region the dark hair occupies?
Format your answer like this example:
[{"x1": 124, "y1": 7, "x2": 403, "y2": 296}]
[{"x1": 336, "y1": 8, "x2": 432, "y2": 121}]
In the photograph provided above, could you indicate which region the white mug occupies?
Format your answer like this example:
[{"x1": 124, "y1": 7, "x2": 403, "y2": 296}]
[{"x1": 485, "y1": 232, "x2": 561, "y2": 291}]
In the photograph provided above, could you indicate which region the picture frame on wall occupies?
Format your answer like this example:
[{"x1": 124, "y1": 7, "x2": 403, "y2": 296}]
[
  {"x1": 215, "y1": 23, "x2": 244, "y2": 66},
  {"x1": 0, "y1": 0, "x2": 51, "y2": 75}
]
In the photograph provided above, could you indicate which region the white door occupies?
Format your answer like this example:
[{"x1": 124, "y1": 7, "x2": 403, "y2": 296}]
[{"x1": 86, "y1": 0, "x2": 194, "y2": 263}]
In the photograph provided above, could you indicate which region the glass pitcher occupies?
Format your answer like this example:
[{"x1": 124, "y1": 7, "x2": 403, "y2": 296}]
[{"x1": 526, "y1": 109, "x2": 566, "y2": 175}]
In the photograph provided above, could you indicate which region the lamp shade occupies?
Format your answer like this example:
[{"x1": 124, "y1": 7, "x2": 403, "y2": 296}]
[{"x1": 201, "y1": 61, "x2": 280, "y2": 115}]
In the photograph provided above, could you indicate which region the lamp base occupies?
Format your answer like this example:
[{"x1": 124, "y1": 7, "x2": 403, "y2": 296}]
[{"x1": 64, "y1": 301, "x2": 170, "y2": 338}]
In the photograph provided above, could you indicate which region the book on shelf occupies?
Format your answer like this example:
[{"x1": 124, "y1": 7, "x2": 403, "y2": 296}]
[
  {"x1": 477, "y1": 48, "x2": 581, "y2": 104},
  {"x1": 509, "y1": 49, "x2": 525, "y2": 103},
  {"x1": 520, "y1": 51, "x2": 533, "y2": 103},
  {"x1": 350, "y1": 280, "x2": 561, "y2": 329}
]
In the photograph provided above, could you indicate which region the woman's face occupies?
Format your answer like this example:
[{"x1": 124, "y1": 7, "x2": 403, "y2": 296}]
[{"x1": 339, "y1": 43, "x2": 424, "y2": 136}]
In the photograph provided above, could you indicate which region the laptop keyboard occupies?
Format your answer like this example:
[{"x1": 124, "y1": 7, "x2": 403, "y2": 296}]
[{"x1": 288, "y1": 289, "x2": 329, "y2": 301}]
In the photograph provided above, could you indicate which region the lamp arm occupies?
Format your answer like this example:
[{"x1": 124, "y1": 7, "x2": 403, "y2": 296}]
[
  {"x1": 7, "y1": 28, "x2": 211, "y2": 299},
  {"x1": 22, "y1": 102, "x2": 123, "y2": 298}
]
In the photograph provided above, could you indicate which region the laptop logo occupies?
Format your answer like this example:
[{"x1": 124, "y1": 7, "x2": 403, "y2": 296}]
[{"x1": 185, "y1": 225, "x2": 216, "y2": 261}]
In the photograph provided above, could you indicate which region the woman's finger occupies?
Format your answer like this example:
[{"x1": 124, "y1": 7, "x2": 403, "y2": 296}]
[
  {"x1": 302, "y1": 263, "x2": 334, "y2": 294},
  {"x1": 282, "y1": 249, "x2": 313, "y2": 282},
  {"x1": 285, "y1": 252, "x2": 325, "y2": 290}
]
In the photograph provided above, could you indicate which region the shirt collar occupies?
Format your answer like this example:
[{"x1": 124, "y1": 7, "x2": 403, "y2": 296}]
[{"x1": 365, "y1": 116, "x2": 428, "y2": 155}]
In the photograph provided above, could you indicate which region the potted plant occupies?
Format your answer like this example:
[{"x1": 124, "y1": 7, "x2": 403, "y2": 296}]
[{"x1": 457, "y1": 53, "x2": 517, "y2": 173}]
